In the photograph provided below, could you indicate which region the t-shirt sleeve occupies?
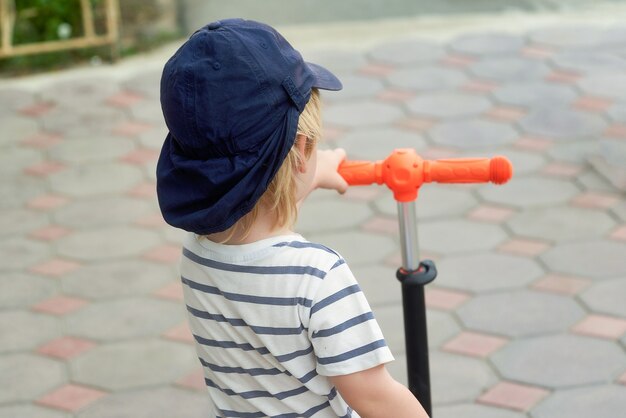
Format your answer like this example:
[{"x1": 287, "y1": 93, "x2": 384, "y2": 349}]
[{"x1": 308, "y1": 260, "x2": 394, "y2": 376}]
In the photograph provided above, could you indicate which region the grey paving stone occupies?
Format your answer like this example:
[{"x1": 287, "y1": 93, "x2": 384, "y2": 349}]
[
  {"x1": 552, "y1": 50, "x2": 626, "y2": 74},
  {"x1": 491, "y1": 149, "x2": 545, "y2": 175},
  {"x1": 66, "y1": 298, "x2": 184, "y2": 341},
  {"x1": 612, "y1": 200, "x2": 626, "y2": 222},
  {"x1": 41, "y1": 105, "x2": 128, "y2": 132},
  {"x1": 324, "y1": 100, "x2": 404, "y2": 128},
  {"x1": 520, "y1": 107, "x2": 607, "y2": 141},
  {"x1": 0, "y1": 208, "x2": 48, "y2": 238},
  {"x1": 0, "y1": 310, "x2": 61, "y2": 353},
  {"x1": 407, "y1": 93, "x2": 491, "y2": 119},
  {"x1": 528, "y1": 26, "x2": 615, "y2": 49},
  {"x1": 0, "y1": 115, "x2": 39, "y2": 147},
  {"x1": 458, "y1": 290, "x2": 585, "y2": 338},
  {"x1": 71, "y1": 339, "x2": 198, "y2": 391},
  {"x1": 420, "y1": 219, "x2": 507, "y2": 254},
  {"x1": 0, "y1": 177, "x2": 47, "y2": 210},
  {"x1": 298, "y1": 49, "x2": 368, "y2": 75},
  {"x1": 493, "y1": 81, "x2": 577, "y2": 107},
  {"x1": 0, "y1": 405, "x2": 70, "y2": 418},
  {"x1": 548, "y1": 139, "x2": 601, "y2": 164},
  {"x1": 532, "y1": 384, "x2": 626, "y2": 418},
  {"x1": 0, "y1": 88, "x2": 35, "y2": 112},
  {"x1": 48, "y1": 136, "x2": 136, "y2": 164},
  {"x1": 352, "y1": 263, "x2": 402, "y2": 307},
  {"x1": 62, "y1": 260, "x2": 176, "y2": 300},
  {"x1": 369, "y1": 39, "x2": 444, "y2": 65},
  {"x1": 437, "y1": 253, "x2": 543, "y2": 292},
  {"x1": 328, "y1": 74, "x2": 385, "y2": 102},
  {"x1": 297, "y1": 197, "x2": 374, "y2": 234},
  {"x1": 53, "y1": 196, "x2": 155, "y2": 229},
  {"x1": 49, "y1": 162, "x2": 144, "y2": 197},
  {"x1": 78, "y1": 386, "x2": 212, "y2": 418},
  {"x1": 478, "y1": 176, "x2": 579, "y2": 208},
  {"x1": 492, "y1": 334, "x2": 626, "y2": 388},
  {"x1": 337, "y1": 127, "x2": 427, "y2": 160},
  {"x1": 607, "y1": 102, "x2": 626, "y2": 123},
  {"x1": 541, "y1": 241, "x2": 626, "y2": 279},
  {"x1": 429, "y1": 119, "x2": 517, "y2": 149},
  {"x1": 578, "y1": 170, "x2": 618, "y2": 193},
  {"x1": 306, "y1": 231, "x2": 397, "y2": 266},
  {"x1": 0, "y1": 147, "x2": 43, "y2": 178},
  {"x1": 0, "y1": 237, "x2": 50, "y2": 272},
  {"x1": 469, "y1": 57, "x2": 550, "y2": 81},
  {"x1": 0, "y1": 354, "x2": 66, "y2": 403},
  {"x1": 450, "y1": 32, "x2": 524, "y2": 56},
  {"x1": 123, "y1": 69, "x2": 162, "y2": 99},
  {"x1": 0, "y1": 273, "x2": 57, "y2": 309},
  {"x1": 40, "y1": 77, "x2": 121, "y2": 106},
  {"x1": 387, "y1": 67, "x2": 467, "y2": 92},
  {"x1": 508, "y1": 206, "x2": 616, "y2": 242},
  {"x1": 427, "y1": 309, "x2": 462, "y2": 348},
  {"x1": 136, "y1": 125, "x2": 168, "y2": 150},
  {"x1": 130, "y1": 100, "x2": 165, "y2": 125},
  {"x1": 436, "y1": 403, "x2": 525, "y2": 418},
  {"x1": 57, "y1": 226, "x2": 161, "y2": 261},
  {"x1": 430, "y1": 352, "x2": 497, "y2": 404},
  {"x1": 581, "y1": 278, "x2": 626, "y2": 317},
  {"x1": 578, "y1": 73, "x2": 626, "y2": 100},
  {"x1": 375, "y1": 187, "x2": 478, "y2": 220}
]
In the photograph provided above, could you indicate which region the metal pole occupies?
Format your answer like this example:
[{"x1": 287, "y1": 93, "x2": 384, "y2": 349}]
[{"x1": 396, "y1": 201, "x2": 433, "y2": 416}]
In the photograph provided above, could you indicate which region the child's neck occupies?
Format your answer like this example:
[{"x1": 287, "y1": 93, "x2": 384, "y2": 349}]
[{"x1": 205, "y1": 208, "x2": 293, "y2": 245}]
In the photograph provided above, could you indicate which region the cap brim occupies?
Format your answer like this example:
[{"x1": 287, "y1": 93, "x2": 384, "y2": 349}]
[{"x1": 306, "y1": 62, "x2": 343, "y2": 91}]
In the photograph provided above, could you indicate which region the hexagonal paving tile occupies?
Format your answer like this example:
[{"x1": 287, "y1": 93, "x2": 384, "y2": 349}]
[
  {"x1": 375, "y1": 187, "x2": 478, "y2": 220},
  {"x1": 305, "y1": 231, "x2": 397, "y2": 267},
  {"x1": 0, "y1": 115, "x2": 39, "y2": 147},
  {"x1": 0, "y1": 272, "x2": 57, "y2": 309},
  {"x1": 552, "y1": 51, "x2": 626, "y2": 74},
  {"x1": 0, "y1": 237, "x2": 51, "y2": 272},
  {"x1": 0, "y1": 208, "x2": 48, "y2": 238},
  {"x1": 419, "y1": 219, "x2": 508, "y2": 254},
  {"x1": 0, "y1": 88, "x2": 35, "y2": 112},
  {"x1": 40, "y1": 77, "x2": 120, "y2": 105},
  {"x1": 49, "y1": 162, "x2": 144, "y2": 197},
  {"x1": 48, "y1": 136, "x2": 136, "y2": 164},
  {"x1": 579, "y1": 73, "x2": 626, "y2": 100},
  {"x1": 328, "y1": 74, "x2": 385, "y2": 102},
  {"x1": 337, "y1": 127, "x2": 427, "y2": 160},
  {"x1": 581, "y1": 278, "x2": 626, "y2": 317},
  {"x1": 0, "y1": 177, "x2": 47, "y2": 211},
  {"x1": 62, "y1": 260, "x2": 176, "y2": 299},
  {"x1": 430, "y1": 352, "x2": 498, "y2": 404},
  {"x1": 493, "y1": 81, "x2": 577, "y2": 107},
  {"x1": 66, "y1": 298, "x2": 184, "y2": 341},
  {"x1": 0, "y1": 405, "x2": 70, "y2": 418},
  {"x1": 437, "y1": 253, "x2": 543, "y2": 292},
  {"x1": 436, "y1": 403, "x2": 526, "y2": 418},
  {"x1": 547, "y1": 140, "x2": 601, "y2": 164},
  {"x1": 41, "y1": 105, "x2": 128, "y2": 132},
  {"x1": 429, "y1": 119, "x2": 517, "y2": 149},
  {"x1": 458, "y1": 290, "x2": 585, "y2": 337},
  {"x1": 78, "y1": 386, "x2": 212, "y2": 418},
  {"x1": 123, "y1": 69, "x2": 162, "y2": 99},
  {"x1": 0, "y1": 353, "x2": 66, "y2": 403},
  {"x1": 492, "y1": 334, "x2": 626, "y2": 388},
  {"x1": 369, "y1": 39, "x2": 444, "y2": 65},
  {"x1": 532, "y1": 384, "x2": 626, "y2": 418},
  {"x1": 469, "y1": 57, "x2": 550, "y2": 81},
  {"x1": 541, "y1": 241, "x2": 626, "y2": 279},
  {"x1": 478, "y1": 177, "x2": 579, "y2": 208},
  {"x1": 324, "y1": 101, "x2": 404, "y2": 128},
  {"x1": 608, "y1": 102, "x2": 626, "y2": 123},
  {"x1": 507, "y1": 206, "x2": 616, "y2": 242},
  {"x1": 407, "y1": 93, "x2": 491, "y2": 119},
  {"x1": 387, "y1": 67, "x2": 467, "y2": 91},
  {"x1": 297, "y1": 197, "x2": 374, "y2": 234},
  {"x1": 53, "y1": 196, "x2": 156, "y2": 229},
  {"x1": 450, "y1": 32, "x2": 524, "y2": 55},
  {"x1": 56, "y1": 226, "x2": 161, "y2": 261},
  {"x1": 427, "y1": 309, "x2": 462, "y2": 348},
  {"x1": 520, "y1": 107, "x2": 607, "y2": 141},
  {"x1": 0, "y1": 310, "x2": 61, "y2": 353},
  {"x1": 71, "y1": 339, "x2": 197, "y2": 391},
  {"x1": 0, "y1": 147, "x2": 43, "y2": 178},
  {"x1": 496, "y1": 149, "x2": 546, "y2": 175}
]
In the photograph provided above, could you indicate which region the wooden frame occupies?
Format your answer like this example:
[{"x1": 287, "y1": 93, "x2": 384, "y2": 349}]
[{"x1": 0, "y1": 0, "x2": 120, "y2": 59}]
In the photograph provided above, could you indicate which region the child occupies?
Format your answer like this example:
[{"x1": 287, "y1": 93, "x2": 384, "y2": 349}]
[{"x1": 156, "y1": 18, "x2": 428, "y2": 418}]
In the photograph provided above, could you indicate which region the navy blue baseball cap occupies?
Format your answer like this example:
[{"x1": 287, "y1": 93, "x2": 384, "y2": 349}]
[{"x1": 156, "y1": 18, "x2": 342, "y2": 235}]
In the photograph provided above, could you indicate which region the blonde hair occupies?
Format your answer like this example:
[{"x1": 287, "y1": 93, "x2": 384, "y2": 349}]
[{"x1": 217, "y1": 88, "x2": 321, "y2": 242}]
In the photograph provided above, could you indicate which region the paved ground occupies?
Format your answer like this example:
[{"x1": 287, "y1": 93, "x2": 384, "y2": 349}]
[{"x1": 1, "y1": 12, "x2": 626, "y2": 418}]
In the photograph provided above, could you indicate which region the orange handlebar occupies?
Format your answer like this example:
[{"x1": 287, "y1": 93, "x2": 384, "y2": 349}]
[{"x1": 338, "y1": 149, "x2": 513, "y2": 202}]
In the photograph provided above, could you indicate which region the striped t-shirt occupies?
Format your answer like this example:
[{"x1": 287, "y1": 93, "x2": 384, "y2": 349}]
[{"x1": 181, "y1": 232, "x2": 394, "y2": 418}]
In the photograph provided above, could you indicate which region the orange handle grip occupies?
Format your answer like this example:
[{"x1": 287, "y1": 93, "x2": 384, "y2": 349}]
[
  {"x1": 337, "y1": 160, "x2": 383, "y2": 186},
  {"x1": 425, "y1": 156, "x2": 512, "y2": 185}
]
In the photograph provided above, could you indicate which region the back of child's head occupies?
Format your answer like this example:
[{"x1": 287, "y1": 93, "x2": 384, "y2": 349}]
[{"x1": 155, "y1": 19, "x2": 341, "y2": 236}]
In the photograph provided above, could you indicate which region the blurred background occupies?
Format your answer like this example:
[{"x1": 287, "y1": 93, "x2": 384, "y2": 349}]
[{"x1": 1, "y1": 1, "x2": 626, "y2": 417}]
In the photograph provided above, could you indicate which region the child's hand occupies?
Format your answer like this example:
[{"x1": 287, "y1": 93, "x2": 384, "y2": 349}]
[{"x1": 314, "y1": 148, "x2": 349, "y2": 194}]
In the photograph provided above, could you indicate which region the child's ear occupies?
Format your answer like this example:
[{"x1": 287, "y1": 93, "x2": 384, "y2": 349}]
[{"x1": 295, "y1": 134, "x2": 308, "y2": 173}]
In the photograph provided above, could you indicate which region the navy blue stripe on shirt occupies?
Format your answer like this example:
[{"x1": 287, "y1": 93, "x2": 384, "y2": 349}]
[
  {"x1": 183, "y1": 247, "x2": 327, "y2": 279},
  {"x1": 275, "y1": 345, "x2": 314, "y2": 362},
  {"x1": 220, "y1": 409, "x2": 265, "y2": 418},
  {"x1": 273, "y1": 241, "x2": 338, "y2": 256},
  {"x1": 187, "y1": 305, "x2": 305, "y2": 335},
  {"x1": 312, "y1": 312, "x2": 376, "y2": 339},
  {"x1": 205, "y1": 377, "x2": 308, "y2": 400},
  {"x1": 199, "y1": 357, "x2": 283, "y2": 376},
  {"x1": 330, "y1": 258, "x2": 346, "y2": 270},
  {"x1": 317, "y1": 339, "x2": 388, "y2": 365},
  {"x1": 193, "y1": 334, "x2": 271, "y2": 355},
  {"x1": 274, "y1": 401, "x2": 332, "y2": 418},
  {"x1": 309, "y1": 284, "x2": 362, "y2": 316},
  {"x1": 182, "y1": 276, "x2": 313, "y2": 308}
]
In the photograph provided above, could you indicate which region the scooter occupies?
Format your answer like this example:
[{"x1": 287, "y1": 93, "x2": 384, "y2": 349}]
[{"x1": 339, "y1": 149, "x2": 513, "y2": 417}]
